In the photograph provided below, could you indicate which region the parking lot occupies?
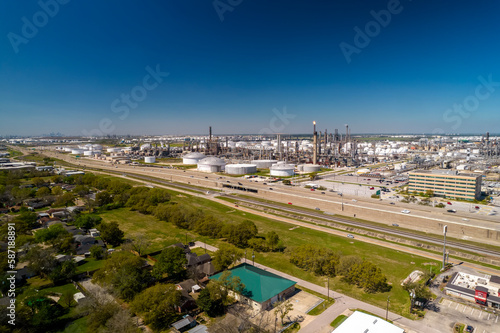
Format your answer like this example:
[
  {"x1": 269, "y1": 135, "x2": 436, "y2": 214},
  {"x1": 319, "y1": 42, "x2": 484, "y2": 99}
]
[{"x1": 437, "y1": 299, "x2": 499, "y2": 332}]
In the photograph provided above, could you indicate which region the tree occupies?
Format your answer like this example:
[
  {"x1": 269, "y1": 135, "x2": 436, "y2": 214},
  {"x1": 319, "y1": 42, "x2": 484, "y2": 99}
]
[
  {"x1": 49, "y1": 260, "x2": 77, "y2": 284},
  {"x1": 78, "y1": 284, "x2": 139, "y2": 333},
  {"x1": 425, "y1": 189, "x2": 434, "y2": 197},
  {"x1": 96, "y1": 191, "x2": 113, "y2": 206},
  {"x1": 90, "y1": 245, "x2": 105, "y2": 259},
  {"x1": 196, "y1": 287, "x2": 224, "y2": 317},
  {"x1": 51, "y1": 186, "x2": 63, "y2": 196},
  {"x1": 52, "y1": 192, "x2": 75, "y2": 207},
  {"x1": 130, "y1": 233, "x2": 150, "y2": 256},
  {"x1": 75, "y1": 214, "x2": 102, "y2": 231},
  {"x1": 93, "y1": 251, "x2": 150, "y2": 301},
  {"x1": 59, "y1": 289, "x2": 74, "y2": 308},
  {"x1": 274, "y1": 300, "x2": 294, "y2": 325},
  {"x1": 32, "y1": 177, "x2": 45, "y2": 188},
  {"x1": 212, "y1": 243, "x2": 243, "y2": 271},
  {"x1": 130, "y1": 284, "x2": 181, "y2": 330},
  {"x1": 208, "y1": 270, "x2": 245, "y2": 306},
  {"x1": 222, "y1": 220, "x2": 258, "y2": 248},
  {"x1": 152, "y1": 246, "x2": 187, "y2": 279},
  {"x1": 24, "y1": 245, "x2": 56, "y2": 278},
  {"x1": 36, "y1": 186, "x2": 51, "y2": 198},
  {"x1": 266, "y1": 231, "x2": 280, "y2": 251},
  {"x1": 34, "y1": 224, "x2": 69, "y2": 243},
  {"x1": 98, "y1": 221, "x2": 124, "y2": 247}
]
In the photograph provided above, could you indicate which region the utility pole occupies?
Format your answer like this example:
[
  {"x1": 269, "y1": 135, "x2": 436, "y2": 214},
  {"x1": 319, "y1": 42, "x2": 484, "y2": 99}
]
[
  {"x1": 386, "y1": 296, "x2": 390, "y2": 321},
  {"x1": 442, "y1": 225, "x2": 448, "y2": 270}
]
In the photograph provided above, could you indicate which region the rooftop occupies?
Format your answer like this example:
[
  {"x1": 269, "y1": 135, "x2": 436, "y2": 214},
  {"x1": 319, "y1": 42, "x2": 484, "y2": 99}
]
[
  {"x1": 333, "y1": 311, "x2": 404, "y2": 333},
  {"x1": 210, "y1": 263, "x2": 296, "y2": 303}
]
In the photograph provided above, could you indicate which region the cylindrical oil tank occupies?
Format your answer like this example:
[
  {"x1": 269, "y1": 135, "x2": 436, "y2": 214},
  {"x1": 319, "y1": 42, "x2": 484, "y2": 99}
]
[
  {"x1": 301, "y1": 164, "x2": 321, "y2": 173},
  {"x1": 144, "y1": 156, "x2": 156, "y2": 163},
  {"x1": 270, "y1": 164, "x2": 295, "y2": 177},
  {"x1": 197, "y1": 157, "x2": 226, "y2": 173},
  {"x1": 183, "y1": 152, "x2": 206, "y2": 165},
  {"x1": 253, "y1": 159, "x2": 278, "y2": 169},
  {"x1": 225, "y1": 164, "x2": 257, "y2": 175},
  {"x1": 71, "y1": 149, "x2": 85, "y2": 155}
]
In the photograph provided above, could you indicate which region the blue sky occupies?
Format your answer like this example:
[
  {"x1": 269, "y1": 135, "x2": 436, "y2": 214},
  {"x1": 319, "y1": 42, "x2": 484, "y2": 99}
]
[{"x1": 1, "y1": 0, "x2": 499, "y2": 136}]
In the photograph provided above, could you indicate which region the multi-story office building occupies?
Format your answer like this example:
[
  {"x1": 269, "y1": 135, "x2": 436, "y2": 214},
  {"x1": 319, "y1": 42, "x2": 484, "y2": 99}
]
[{"x1": 408, "y1": 170, "x2": 482, "y2": 201}]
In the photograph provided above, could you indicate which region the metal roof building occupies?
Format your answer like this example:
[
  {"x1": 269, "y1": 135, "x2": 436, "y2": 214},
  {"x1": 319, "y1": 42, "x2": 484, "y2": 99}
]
[{"x1": 210, "y1": 263, "x2": 296, "y2": 311}]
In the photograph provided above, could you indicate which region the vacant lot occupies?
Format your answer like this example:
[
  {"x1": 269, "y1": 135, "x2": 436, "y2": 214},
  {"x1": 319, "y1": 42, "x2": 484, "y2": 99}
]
[{"x1": 99, "y1": 191, "x2": 439, "y2": 317}]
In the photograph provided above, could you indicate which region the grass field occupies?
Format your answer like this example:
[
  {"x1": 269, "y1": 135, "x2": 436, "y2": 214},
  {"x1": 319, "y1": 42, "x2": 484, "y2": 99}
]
[
  {"x1": 75, "y1": 258, "x2": 106, "y2": 274},
  {"x1": 99, "y1": 194, "x2": 439, "y2": 318}
]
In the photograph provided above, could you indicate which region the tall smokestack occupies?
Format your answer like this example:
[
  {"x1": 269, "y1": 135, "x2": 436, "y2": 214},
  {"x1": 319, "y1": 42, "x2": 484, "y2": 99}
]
[
  {"x1": 313, "y1": 121, "x2": 317, "y2": 164},
  {"x1": 209, "y1": 126, "x2": 212, "y2": 142}
]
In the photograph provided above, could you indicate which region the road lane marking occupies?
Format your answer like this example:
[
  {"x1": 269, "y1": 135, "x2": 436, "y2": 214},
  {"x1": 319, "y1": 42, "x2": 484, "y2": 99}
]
[
  {"x1": 495, "y1": 315, "x2": 498, "y2": 323},
  {"x1": 487, "y1": 313, "x2": 490, "y2": 320},
  {"x1": 463, "y1": 306, "x2": 467, "y2": 312},
  {"x1": 448, "y1": 301, "x2": 452, "y2": 307},
  {"x1": 471, "y1": 309, "x2": 474, "y2": 315},
  {"x1": 479, "y1": 311, "x2": 482, "y2": 319}
]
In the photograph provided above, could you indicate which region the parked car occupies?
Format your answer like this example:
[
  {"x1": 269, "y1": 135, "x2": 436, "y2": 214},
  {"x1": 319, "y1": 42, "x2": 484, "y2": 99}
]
[
  {"x1": 347, "y1": 234, "x2": 354, "y2": 239},
  {"x1": 390, "y1": 202, "x2": 395, "y2": 205},
  {"x1": 269, "y1": 188, "x2": 273, "y2": 190},
  {"x1": 447, "y1": 202, "x2": 452, "y2": 205},
  {"x1": 321, "y1": 192, "x2": 325, "y2": 194},
  {"x1": 310, "y1": 188, "x2": 315, "y2": 191},
  {"x1": 369, "y1": 187, "x2": 374, "y2": 190},
  {"x1": 288, "y1": 202, "x2": 293, "y2": 205},
  {"x1": 447, "y1": 209, "x2": 457, "y2": 213},
  {"x1": 465, "y1": 325, "x2": 474, "y2": 332},
  {"x1": 475, "y1": 206, "x2": 479, "y2": 209},
  {"x1": 315, "y1": 207, "x2": 320, "y2": 210},
  {"x1": 392, "y1": 223, "x2": 399, "y2": 227},
  {"x1": 401, "y1": 209, "x2": 411, "y2": 214}
]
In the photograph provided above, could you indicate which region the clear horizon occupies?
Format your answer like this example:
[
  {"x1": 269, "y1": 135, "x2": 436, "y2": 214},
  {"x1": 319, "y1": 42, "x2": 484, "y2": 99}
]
[{"x1": 1, "y1": 1, "x2": 499, "y2": 136}]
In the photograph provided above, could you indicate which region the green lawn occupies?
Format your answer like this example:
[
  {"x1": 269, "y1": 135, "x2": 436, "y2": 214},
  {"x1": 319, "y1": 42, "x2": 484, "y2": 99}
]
[
  {"x1": 75, "y1": 258, "x2": 105, "y2": 274},
  {"x1": 98, "y1": 198, "x2": 437, "y2": 318},
  {"x1": 57, "y1": 316, "x2": 87, "y2": 333},
  {"x1": 330, "y1": 315, "x2": 347, "y2": 328},
  {"x1": 99, "y1": 209, "x2": 201, "y2": 253}
]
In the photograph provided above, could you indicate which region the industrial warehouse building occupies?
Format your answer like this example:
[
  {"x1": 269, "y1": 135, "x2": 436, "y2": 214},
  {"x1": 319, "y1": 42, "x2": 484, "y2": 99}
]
[
  {"x1": 333, "y1": 311, "x2": 404, "y2": 333},
  {"x1": 408, "y1": 170, "x2": 482, "y2": 201},
  {"x1": 210, "y1": 263, "x2": 296, "y2": 311}
]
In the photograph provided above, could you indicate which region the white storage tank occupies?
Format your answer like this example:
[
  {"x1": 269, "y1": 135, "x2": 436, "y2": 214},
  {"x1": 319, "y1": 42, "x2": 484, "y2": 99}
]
[
  {"x1": 182, "y1": 152, "x2": 206, "y2": 165},
  {"x1": 106, "y1": 148, "x2": 122, "y2": 153},
  {"x1": 253, "y1": 159, "x2": 278, "y2": 169},
  {"x1": 197, "y1": 156, "x2": 226, "y2": 173},
  {"x1": 63, "y1": 147, "x2": 73, "y2": 152},
  {"x1": 71, "y1": 149, "x2": 85, "y2": 155},
  {"x1": 144, "y1": 156, "x2": 156, "y2": 163},
  {"x1": 270, "y1": 164, "x2": 295, "y2": 177},
  {"x1": 83, "y1": 150, "x2": 94, "y2": 156},
  {"x1": 302, "y1": 164, "x2": 321, "y2": 173},
  {"x1": 225, "y1": 164, "x2": 257, "y2": 175}
]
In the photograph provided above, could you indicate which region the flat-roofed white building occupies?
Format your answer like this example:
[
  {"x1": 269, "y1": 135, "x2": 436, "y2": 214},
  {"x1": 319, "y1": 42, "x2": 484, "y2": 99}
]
[{"x1": 334, "y1": 311, "x2": 404, "y2": 333}]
